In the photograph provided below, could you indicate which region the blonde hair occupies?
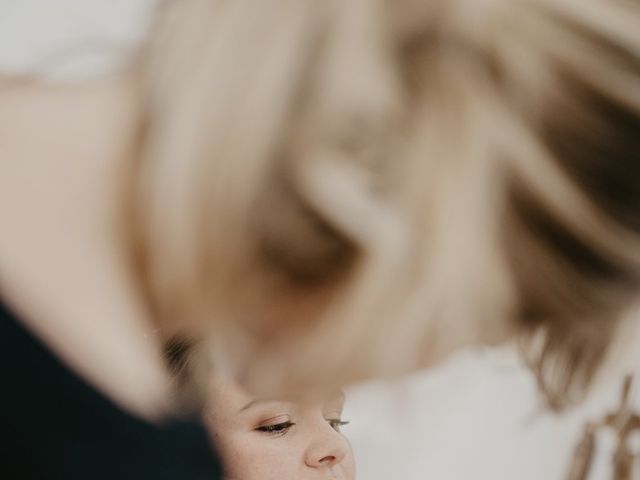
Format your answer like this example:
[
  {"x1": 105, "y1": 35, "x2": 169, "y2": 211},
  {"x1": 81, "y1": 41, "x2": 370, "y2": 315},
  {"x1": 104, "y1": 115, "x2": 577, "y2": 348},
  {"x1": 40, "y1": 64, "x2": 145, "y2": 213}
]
[{"x1": 132, "y1": 0, "x2": 640, "y2": 406}]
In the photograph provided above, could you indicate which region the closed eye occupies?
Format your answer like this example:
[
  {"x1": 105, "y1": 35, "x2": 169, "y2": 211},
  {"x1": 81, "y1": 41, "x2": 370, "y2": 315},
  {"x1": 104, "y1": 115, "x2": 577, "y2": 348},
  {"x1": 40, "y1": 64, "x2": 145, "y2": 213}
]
[
  {"x1": 255, "y1": 421, "x2": 295, "y2": 436},
  {"x1": 327, "y1": 419, "x2": 350, "y2": 432}
]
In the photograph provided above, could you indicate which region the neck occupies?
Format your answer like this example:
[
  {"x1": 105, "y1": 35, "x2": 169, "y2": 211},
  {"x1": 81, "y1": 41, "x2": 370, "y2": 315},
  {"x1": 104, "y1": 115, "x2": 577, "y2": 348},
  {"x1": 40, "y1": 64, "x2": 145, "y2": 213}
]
[{"x1": 0, "y1": 73, "x2": 171, "y2": 419}]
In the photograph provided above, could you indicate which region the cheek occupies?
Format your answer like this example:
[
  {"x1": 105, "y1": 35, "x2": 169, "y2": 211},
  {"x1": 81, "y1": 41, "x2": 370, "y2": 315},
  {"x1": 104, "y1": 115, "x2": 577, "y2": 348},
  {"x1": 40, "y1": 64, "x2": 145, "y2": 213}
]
[{"x1": 217, "y1": 435, "x2": 303, "y2": 480}]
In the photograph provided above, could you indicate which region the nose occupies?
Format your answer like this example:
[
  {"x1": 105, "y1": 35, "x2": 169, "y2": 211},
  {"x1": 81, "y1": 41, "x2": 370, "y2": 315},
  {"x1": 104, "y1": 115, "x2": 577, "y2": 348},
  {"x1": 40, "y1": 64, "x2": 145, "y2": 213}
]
[{"x1": 304, "y1": 422, "x2": 350, "y2": 469}]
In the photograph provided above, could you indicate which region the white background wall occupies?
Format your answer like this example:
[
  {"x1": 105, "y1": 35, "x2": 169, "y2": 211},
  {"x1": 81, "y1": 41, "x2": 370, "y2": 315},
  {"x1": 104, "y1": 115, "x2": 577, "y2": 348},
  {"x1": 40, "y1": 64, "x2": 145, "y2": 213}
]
[{"x1": 345, "y1": 340, "x2": 640, "y2": 480}]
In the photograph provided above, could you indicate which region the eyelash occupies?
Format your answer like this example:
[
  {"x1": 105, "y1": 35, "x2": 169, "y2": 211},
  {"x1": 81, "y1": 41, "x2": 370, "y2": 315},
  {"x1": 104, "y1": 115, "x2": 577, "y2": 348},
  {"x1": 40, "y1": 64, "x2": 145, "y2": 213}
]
[
  {"x1": 256, "y1": 421, "x2": 295, "y2": 436},
  {"x1": 328, "y1": 419, "x2": 350, "y2": 432},
  {"x1": 255, "y1": 419, "x2": 350, "y2": 437}
]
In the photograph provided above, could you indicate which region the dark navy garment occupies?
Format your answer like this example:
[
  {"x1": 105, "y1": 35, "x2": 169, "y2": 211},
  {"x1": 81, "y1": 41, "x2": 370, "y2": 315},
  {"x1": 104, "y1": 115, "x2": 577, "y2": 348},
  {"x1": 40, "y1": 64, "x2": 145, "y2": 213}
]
[{"x1": 0, "y1": 301, "x2": 223, "y2": 480}]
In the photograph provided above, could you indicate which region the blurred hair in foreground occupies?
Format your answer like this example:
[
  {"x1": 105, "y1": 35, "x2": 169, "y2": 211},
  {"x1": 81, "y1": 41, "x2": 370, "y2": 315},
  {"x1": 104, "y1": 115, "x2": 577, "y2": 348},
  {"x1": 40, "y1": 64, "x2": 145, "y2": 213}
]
[{"x1": 133, "y1": 0, "x2": 640, "y2": 407}]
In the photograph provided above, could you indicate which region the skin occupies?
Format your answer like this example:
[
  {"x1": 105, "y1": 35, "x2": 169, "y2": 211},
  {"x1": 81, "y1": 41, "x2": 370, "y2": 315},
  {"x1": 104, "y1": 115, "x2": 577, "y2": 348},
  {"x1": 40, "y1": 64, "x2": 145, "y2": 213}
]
[
  {"x1": 0, "y1": 74, "x2": 171, "y2": 419},
  {"x1": 205, "y1": 379, "x2": 356, "y2": 480}
]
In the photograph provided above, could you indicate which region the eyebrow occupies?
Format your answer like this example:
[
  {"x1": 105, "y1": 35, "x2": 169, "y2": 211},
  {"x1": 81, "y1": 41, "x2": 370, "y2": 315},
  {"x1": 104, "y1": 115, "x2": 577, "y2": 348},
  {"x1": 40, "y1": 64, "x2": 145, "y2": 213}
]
[
  {"x1": 326, "y1": 390, "x2": 346, "y2": 407},
  {"x1": 239, "y1": 392, "x2": 345, "y2": 413},
  {"x1": 238, "y1": 398, "x2": 285, "y2": 413},
  {"x1": 239, "y1": 399, "x2": 260, "y2": 412}
]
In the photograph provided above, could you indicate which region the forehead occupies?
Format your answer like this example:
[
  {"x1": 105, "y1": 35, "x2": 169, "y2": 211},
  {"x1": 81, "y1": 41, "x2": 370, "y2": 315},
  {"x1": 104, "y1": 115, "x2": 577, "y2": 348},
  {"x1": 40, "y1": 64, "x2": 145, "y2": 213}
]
[
  {"x1": 209, "y1": 377, "x2": 345, "y2": 414},
  {"x1": 208, "y1": 376, "x2": 253, "y2": 416}
]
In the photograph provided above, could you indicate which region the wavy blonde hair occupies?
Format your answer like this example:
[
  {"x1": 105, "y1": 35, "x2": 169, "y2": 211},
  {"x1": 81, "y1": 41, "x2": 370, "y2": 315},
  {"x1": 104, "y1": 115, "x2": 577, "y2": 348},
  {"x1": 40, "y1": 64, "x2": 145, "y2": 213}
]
[{"x1": 132, "y1": 0, "x2": 640, "y2": 406}]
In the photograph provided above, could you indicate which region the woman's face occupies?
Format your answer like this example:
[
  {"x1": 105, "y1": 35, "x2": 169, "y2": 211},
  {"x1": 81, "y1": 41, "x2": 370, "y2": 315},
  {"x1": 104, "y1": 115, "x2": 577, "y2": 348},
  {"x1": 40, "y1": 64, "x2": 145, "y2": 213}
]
[{"x1": 205, "y1": 379, "x2": 356, "y2": 480}]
